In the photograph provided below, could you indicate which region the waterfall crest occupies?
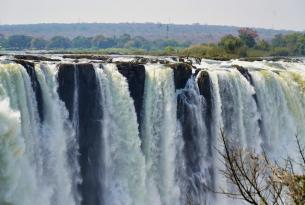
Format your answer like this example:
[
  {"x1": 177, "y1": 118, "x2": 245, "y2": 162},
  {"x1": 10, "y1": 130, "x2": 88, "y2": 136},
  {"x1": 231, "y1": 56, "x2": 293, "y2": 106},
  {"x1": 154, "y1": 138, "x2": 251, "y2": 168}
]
[{"x1": 0, "y1": 57, "x2": 305, "y2": 205}]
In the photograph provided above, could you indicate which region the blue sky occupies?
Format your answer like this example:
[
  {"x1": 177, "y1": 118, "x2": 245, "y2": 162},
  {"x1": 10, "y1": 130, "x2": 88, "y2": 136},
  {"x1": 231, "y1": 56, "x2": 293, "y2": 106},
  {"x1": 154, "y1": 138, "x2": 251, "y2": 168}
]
[{"x1": 1, "y1": 0, "x2": 304, "y2": 30}]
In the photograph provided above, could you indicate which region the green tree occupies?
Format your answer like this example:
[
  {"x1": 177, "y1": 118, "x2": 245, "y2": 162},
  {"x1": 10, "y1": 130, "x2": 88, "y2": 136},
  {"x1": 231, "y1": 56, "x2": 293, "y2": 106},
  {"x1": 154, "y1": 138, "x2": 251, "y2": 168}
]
[
  {"x1": 72, "y1": 36, "x2": 92, "y2": 48},
  {"x1": 284, "y1": 33, "x2": 305, "y2": 55},
  {"x1": 271, "y1": 47, "x2": 290, "y2": 56},
  {"x1": 92, "y1": 35, "x2": 116, "y2": 48},
  {"x1": 7, "y1": 35, "x2": 32, "y2": 50},
  {"x1": 256, "y1": 39, "x2": 270, "y2": 51},
  {"x1": 30, "y1": 38, "x2": 47, "y2": 49},
  {"x1": 124, "y1": 36, "x2": 150, "y2": 49},
  {"x1": 117, "y1": 34, "x2": 131, "y2": 47},
  {"x1": 295, "y1": 42, "x2": 305, "y2": 55},
  {"x1": 47, "y1": 36, "x2": 71, "y2": 49},
  {"x1": 238, "y1": 28, "x2": 258, "y2": 48},
  {"x1": 218, "y1": 35, "x2": 243, "y2": 53},
  {"x1": 153, "y1": 39, "x2": 179, "y2": 49},
  {"x1": 0, "y1": 34, "x2": 7, "y2": 49},
  {"x1": 271, "y1": 34, "x2": 286, "y2": 47},
  {"x1": 164, "y1": 46, "x2": 176, "y2": 54}
]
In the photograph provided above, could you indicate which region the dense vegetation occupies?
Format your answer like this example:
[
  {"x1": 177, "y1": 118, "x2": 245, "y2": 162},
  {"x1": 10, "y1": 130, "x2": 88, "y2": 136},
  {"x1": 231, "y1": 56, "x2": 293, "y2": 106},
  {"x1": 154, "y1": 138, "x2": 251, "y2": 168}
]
[
  {"x1": 0, "y1": 23, "x2": 291, "y2": 44},
  {"x1": 0, "y1": 28, "x2": 304, "y2": 58},
  {"x1": 0, "y1": 33, "x2": 189, "y2": 51},
  {"x1": 180, "y1": 28, "x2": 305, "y2": 58}
]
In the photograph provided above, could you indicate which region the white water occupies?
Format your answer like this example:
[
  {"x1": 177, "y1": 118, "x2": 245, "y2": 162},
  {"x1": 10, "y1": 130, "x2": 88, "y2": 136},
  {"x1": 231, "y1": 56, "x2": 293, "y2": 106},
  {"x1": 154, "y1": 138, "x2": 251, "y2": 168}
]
[
  {"x1": 94, "y1": 64, "x2": 147, "y2": 205},
  {"x1": 250, "y1": 69, "x2": 305, "y2": 165},
  {"x1": 0, "y1": 63, "x2": 79, "y2": 205},
  {"x1": 176, "y1": 76, "x2": 211, "y2": 205},
  {"x1": 141, "y1": 64, "x2": 181, "y2": 205},
  {"x1": 35, "y1": 63, "x2": 80, "y2": 205},
  {"x1": 1, "y1": 58, "x2": 305, "y2": 205},
  {"x1": 0, "y1": 63, "x2": 50, "y2": 205},
  {"x1": 217, "y1": 69, "x2": 261, "y2": 149}
]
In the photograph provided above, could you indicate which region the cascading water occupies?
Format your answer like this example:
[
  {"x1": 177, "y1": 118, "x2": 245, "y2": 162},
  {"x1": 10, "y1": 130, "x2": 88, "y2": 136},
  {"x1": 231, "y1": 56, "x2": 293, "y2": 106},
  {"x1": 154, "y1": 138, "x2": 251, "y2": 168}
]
[
  {"x1": 35, "y1": 63, "x2": 80, "y2": 205},
  {"x1": 141, "y1": 64, "x2": 181, "y2": 205},
  {"x1": 250, "y1": 69, "x2": 305, "y2": 165},
  {"x1": 0, "y1": 56, "x2": 305, "y2": 205},
  {"x1": 176, "y1": 75, "x2": 212, "y2": 205},
  {"x1": 0, "y1": 62, "x2": 78, "y2": 205},
  {"x1": 94, "y1": 64, "x2": 147, "y2": 205}
]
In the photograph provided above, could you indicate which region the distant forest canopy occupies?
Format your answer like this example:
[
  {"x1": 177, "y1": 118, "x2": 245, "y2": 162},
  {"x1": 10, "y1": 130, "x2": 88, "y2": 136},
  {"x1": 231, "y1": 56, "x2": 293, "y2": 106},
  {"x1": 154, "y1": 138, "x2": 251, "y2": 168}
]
[
  {"x1": 181, "y1": 28, "x2": 305, "y2": 58},
  {"x1": 0, "y1": 26, "x2": 304, "y2": 59},
  {"x1": 0, "y1": 33, "x2": 190, "y2": 50},
  {"x1": 0, "y1": 23, "x2": 295, "y2": 44}
]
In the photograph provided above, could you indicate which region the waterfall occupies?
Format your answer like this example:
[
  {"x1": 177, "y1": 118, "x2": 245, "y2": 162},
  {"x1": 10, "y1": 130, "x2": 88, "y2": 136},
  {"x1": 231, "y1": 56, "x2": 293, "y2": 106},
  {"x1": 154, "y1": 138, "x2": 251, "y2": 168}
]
[
  {"x1": 0, "y1": 63, "x2": 49, "y2": 205},
  {"x1": 0, "y1": 64, "x2": 77, "y2": 204},
  {"x1": 176, "y1": 75, "x2": 211, "y2": 205},
  {"x1": 250, "y1": 69, "x2": 305, "y2": 165},
  {"x1": 141, "y1": 64, "x2": 181, "y2": 205},
  {"x1": 94, "y1": 64, "x2": 147, "y2": 205},
  {"x1": 35, "y1": 63, "x2": 80, "y2": 205},
  {"x1": 0, "y1": 62, "x2": 79, "y2": 205},
  {"x1": 0, "y1": 57, "x2": 305, "y2": 205},
  {"x1": 216, "y1": 69, "x2": 261, "y2": 149}
]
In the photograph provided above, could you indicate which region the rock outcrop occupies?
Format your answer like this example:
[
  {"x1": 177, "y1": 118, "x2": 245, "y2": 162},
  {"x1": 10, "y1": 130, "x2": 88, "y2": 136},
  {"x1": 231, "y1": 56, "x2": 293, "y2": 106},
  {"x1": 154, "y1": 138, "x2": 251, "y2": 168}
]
[
  {"x1": 57, "y1": 63, "x2": 103, "y2": 205},
  {"x1": 170, "y1": 63, "x2": 193, "y2": 89},
  {"x1": 116, "y1": 62, "x2": 146, "y2": 126}
]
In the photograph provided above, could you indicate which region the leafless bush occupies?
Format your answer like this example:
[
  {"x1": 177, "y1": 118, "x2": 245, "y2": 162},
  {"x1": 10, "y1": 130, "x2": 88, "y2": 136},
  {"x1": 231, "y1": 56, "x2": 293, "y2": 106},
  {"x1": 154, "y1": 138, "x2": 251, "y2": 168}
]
[{"x1": 219, "y1": 131, "x2": 305, "y2": 205}]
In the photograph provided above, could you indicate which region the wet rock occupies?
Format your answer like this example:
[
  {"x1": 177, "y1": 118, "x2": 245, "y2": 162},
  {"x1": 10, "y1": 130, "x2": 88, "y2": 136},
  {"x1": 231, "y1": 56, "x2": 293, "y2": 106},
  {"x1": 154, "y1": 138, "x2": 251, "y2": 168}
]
[
  {"x1": 57, "y1": 63, "x2": 103, "y2": 205},
  {"x1": 233, "y1": 65, "x2": 252, "y2": 82},
  {"x1": 197, "y1": 70, "x2": 212, "y2": 108},
  {"x1": 169, "y1": 63, "x2": 193, "y2": 89},
  {"x1": 116, "y1": 62, "x2": 145, "y2": 126},
  {"x1": 14, "y1": 55, "x2": 59, "y2": 62},
  {"x1": 171, "y1": 57, "x2": 178, "y2": 62},
  {"x1": 62, "y1": 54, "x2": 110, "y2": 61},
  {"x1": 196, "y1": 70, "x2": 213, "y2": 150}
]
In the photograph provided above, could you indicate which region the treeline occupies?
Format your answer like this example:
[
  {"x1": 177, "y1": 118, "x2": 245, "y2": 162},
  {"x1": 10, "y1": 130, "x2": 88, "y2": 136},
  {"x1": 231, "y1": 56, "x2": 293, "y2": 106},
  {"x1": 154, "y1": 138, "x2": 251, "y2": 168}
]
[
  {"x1": 181, "y1": 28, "x2": 305, "y2": 58},
  {"x1": 1, "y1": 29, "x2": 305, "y2": 58},
  {"x1": 0, "y1": 23, "x2": 291, "y2": 44},
  {"x1": 0, "y1": 33, "x2": 190, "y2": 51}
]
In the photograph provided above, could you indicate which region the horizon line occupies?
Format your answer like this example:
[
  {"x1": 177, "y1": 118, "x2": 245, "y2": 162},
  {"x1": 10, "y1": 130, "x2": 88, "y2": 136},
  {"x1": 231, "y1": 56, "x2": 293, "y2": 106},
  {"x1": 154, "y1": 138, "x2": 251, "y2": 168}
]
[{"x1": 0, "y1": 21, "x2": 302, "y2": 32}]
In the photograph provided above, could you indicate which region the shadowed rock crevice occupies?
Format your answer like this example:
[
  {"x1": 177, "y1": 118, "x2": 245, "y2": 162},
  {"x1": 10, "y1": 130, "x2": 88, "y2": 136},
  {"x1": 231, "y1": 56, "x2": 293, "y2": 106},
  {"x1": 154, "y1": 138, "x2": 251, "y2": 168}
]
[
  {"x1": 170, "y1": 63, "x2": 193, "y2": 89},
  {"x1": 116, "y1": 62, "x2": 145, "y2": 126},
  {"x1": 196, "y1": 70, "x2": 217, "y2": 192},
  {"x1": 196, "y1": 70, "x2": 214, "y2": 160},
  {"x1": 57, "y1": 63, "x2": 103, "y2": 205}
]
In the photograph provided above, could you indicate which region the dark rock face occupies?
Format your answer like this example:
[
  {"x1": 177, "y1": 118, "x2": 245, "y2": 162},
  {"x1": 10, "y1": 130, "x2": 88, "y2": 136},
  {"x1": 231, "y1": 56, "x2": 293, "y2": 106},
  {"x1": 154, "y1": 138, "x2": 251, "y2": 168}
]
[
  {"x1": 234, "y1": 65, "x2": 253, "y2": 82},
  {"x1": 197, "y1": 70, "x2": 215, "y2": 192},
  {"x1": 116, "y1": 62, "x2": 145, "y2": 126},
  {"x1": 57, "y1": 63, "x2": 103, "y2": 205},
  {"x1": 62, "y1": 54, "x2": 110, "y2": 61},
  {"x1": 15, "y1": 60, "x2": 44, "y2": 122},
  {"x1": 196, "y1": 70, "x2": 214, "y2": 178},
  {"x1": 197, "y1": 70, "x2": 212, "y2": 110},
  {"x1": 57, "y1": 64, "x2": 76, "y2": 120},
  {"x1": 14, "y1": 55, "x2": 59, "y2": 62},
  {"x1": 170, "y1": 63, "x2": 193, "y2": 89}
]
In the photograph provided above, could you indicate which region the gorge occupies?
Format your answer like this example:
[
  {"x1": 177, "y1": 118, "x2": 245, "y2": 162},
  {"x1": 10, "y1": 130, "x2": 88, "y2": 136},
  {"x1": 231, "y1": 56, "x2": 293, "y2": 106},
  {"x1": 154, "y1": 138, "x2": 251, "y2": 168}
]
[{"x1": 0, "y1": 54, "x2": 304, "y2": 205}]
